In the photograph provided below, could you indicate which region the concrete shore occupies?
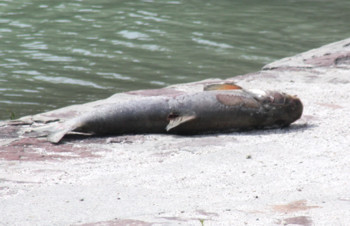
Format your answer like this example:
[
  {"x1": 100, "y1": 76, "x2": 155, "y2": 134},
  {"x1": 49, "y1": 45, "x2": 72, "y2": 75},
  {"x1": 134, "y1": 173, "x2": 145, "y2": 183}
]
[{"x1": 1, "y1": 38, "x2": 350, "y2": 225}]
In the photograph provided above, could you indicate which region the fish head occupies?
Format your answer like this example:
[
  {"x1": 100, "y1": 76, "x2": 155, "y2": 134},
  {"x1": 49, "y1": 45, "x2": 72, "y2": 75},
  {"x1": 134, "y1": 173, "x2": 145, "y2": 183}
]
[{"x1": 260, "y1": 91, "x2": 303, "y2": 127}]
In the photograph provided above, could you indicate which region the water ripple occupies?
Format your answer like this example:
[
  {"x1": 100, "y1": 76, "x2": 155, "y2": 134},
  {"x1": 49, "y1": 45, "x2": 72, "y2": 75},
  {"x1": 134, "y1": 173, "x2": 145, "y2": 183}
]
[
  {"x1": 30, "y1": 52, "x2": 76, "y2": 62},
  {"x1": 192, "y1": 37, "x2": 234, "y2": 49},
  {"x1": 0, "y1": 28, "x2": 12, "y2": 32},
  {"x1": 129, "y1": 13, "x2": 168, "y2": 22},
  {"x1": 54, "y1": 19, "x2": 72, "y2": 23},
  {"x1": 71, "y1": 48, "x2": 115, "y2": 58},
  {"x1": 74, "y1": 15, "x2": 95, "y2": 22},
  {"x1": 9, "y1": 21, "x2": 32, "y2": 28},
  {"x1": 63, "y1": 66, "x2": 90, "y2": 72},
  {"x1": 111, "y1": 40, "x2": 169, "y2": 52},
  {"x1": 34, "y1": 75, "x2": 104, "y2": 89},
  {"x1": 13, "y1": 70, "x2": 42, "y2": 76},
  {"x1": 21, "y1": 41, "x2": 48, "y2": 50},
  {"x1": 118, "y1": 30, "x2": 151, "y2": 40},
  {"x1": 96, "y1": 72, "x2": 132, "y2": 81}
]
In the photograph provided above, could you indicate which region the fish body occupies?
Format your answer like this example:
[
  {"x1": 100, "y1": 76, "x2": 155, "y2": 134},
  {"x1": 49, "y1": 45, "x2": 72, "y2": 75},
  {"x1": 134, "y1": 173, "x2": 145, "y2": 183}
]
[{"x1": 48, "y1": 86, "x2": 303, "y2": 143}]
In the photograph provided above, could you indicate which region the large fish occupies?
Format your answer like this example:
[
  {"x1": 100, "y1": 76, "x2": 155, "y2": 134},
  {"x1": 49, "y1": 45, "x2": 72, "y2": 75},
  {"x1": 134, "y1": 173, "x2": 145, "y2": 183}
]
[{"x1": 47, "y1": 83, "x2": 303, "y2": 143}]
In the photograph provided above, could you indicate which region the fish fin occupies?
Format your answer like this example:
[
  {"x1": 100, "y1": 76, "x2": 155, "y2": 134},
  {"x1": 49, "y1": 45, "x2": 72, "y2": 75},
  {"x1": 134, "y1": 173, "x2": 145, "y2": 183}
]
[
  {"x1": 47, "y1": 120, "x2": 84, "y2": 144},
  {"x1": 204, "y1": 82, "x2": 242, "y2": 91},
  {"x1": 166, "y1": 114, "x2": 196, "y2": 131},
  {"x1": 47, "y1": 127, "x2": 72, "y2": 144}
]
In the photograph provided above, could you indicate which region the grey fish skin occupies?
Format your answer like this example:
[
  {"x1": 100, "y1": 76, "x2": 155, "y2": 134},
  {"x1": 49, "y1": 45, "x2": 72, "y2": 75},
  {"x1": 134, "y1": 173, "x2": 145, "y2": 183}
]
[
  {"x1": 166, "y1": 89, "x2": 302, "y2": 134},
  {"x1": 48, "y1": 89, "x2": 303, "y2": 143}
]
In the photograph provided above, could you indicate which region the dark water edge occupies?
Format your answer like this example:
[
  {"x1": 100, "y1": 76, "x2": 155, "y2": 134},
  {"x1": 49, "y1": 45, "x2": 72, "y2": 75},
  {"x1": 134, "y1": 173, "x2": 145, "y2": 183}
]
[{"x1": 1, "y1": 0, "x2": 350, "y2": 120}]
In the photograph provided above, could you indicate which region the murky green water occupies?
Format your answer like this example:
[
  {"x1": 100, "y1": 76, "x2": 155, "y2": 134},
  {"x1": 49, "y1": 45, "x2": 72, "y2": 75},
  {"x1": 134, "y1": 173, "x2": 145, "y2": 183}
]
[{"x1": 1, "y1": 0, "x2": 350, "y2": 120}]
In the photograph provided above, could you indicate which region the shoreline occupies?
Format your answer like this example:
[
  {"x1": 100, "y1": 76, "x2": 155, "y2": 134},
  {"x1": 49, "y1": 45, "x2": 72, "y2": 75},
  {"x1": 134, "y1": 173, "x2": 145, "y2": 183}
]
[{"x1": 1, "y1": 37, "x2": 350, "y2": 225}]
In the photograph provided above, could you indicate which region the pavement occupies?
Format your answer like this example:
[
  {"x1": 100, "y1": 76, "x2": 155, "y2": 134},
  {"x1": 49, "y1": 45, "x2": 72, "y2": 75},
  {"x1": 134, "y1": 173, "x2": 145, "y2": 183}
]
[{"x1": 1, "y1": 38, "x2": 350, "y2": 226}]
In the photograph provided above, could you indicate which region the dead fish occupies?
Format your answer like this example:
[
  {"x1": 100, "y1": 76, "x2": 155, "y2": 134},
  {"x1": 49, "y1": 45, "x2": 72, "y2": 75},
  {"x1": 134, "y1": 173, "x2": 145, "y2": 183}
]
[{"x1": 47, "y1": 83, "x2": 303, "y2": 143}]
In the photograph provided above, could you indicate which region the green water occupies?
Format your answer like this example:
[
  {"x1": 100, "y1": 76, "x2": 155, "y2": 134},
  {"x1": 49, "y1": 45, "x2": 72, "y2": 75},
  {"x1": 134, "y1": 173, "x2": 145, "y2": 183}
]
[{"x1": 1, "y1": 0, "x2": 350, "y2": 120}]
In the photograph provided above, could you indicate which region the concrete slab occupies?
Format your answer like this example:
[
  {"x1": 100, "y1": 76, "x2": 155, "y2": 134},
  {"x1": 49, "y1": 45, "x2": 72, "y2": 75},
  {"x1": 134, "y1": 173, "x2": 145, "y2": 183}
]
[{"x1": 1, "y1": 38, "x2": 350, "y2": 225}]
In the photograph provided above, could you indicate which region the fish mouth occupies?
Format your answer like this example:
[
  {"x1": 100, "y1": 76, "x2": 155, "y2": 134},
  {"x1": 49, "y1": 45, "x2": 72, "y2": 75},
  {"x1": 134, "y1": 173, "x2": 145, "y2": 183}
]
[
  {"x1": 262, "y1": 91, "x2": 303, "y2": 125},
  {"x1": 288, "y1": 95, "x2": 303, "y2": 121}
]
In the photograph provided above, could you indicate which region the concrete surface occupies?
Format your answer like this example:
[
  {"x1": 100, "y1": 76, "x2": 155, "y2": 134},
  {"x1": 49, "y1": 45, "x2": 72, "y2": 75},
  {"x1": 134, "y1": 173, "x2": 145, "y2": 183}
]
[{"x1": 1, "y1": 38, "x2": 350, "y2": 226}]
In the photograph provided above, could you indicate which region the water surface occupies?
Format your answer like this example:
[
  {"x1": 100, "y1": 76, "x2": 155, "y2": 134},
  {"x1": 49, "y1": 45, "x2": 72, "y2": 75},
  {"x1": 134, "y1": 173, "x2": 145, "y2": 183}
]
[{"x1": 1, "y1": 0, "x2": 350, "y2": 119}]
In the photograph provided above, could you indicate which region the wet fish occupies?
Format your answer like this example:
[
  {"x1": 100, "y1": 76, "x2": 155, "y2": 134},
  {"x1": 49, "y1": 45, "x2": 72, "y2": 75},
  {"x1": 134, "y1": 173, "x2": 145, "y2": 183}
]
[{"x1": 47, "y1": 83, "x2": 303, "y2": 143}]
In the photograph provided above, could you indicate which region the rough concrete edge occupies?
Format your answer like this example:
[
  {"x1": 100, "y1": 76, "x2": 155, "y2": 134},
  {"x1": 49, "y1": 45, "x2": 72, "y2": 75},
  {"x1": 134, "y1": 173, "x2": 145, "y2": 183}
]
[{"x1": 263, "y1": 37, "x2": 350, "y2": 69}]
